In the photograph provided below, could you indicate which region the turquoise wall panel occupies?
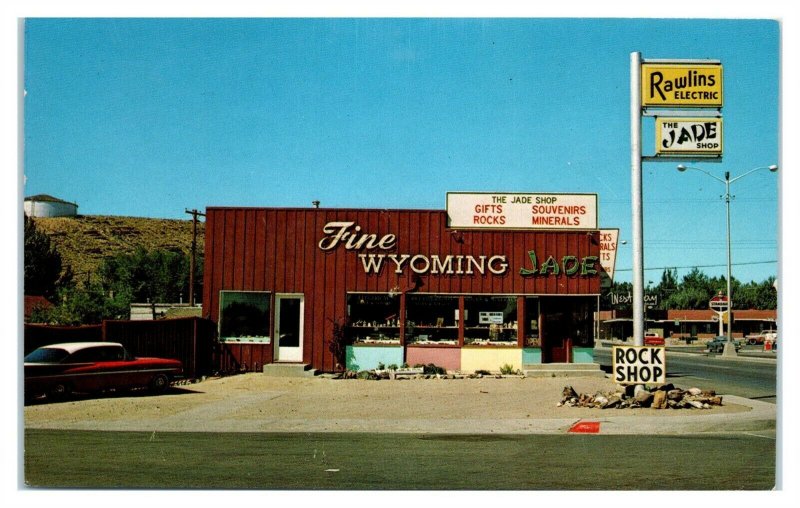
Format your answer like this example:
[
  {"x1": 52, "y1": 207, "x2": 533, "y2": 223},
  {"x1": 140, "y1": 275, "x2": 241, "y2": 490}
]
[
  {"x1": 345, "y1": 346, "x2": 404, "y2": 371},
  {"x1": 573, "y1": 347, "x2": 594, "y2": 363},
  {"x1": 522, "y1": 348, "x2": 542, "y2": 364}
]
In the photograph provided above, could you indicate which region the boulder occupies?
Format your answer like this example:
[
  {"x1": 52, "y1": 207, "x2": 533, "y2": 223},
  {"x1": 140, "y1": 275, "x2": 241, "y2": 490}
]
[
  {"x1": 687, "y1": 387, "x2": 702, "y2": 396},
  {"x1": 634, "y1": 390, "x2": 654, "y2": 407},
  {"x1": 601, "y1": 395, "x2": 622, "y2": 409},
  {"x1": 652, "y1": 390, "x2": 668, "y2": 409},
  {"x1": 667, "y1": 389, "x2": 684, "y2": 400}
]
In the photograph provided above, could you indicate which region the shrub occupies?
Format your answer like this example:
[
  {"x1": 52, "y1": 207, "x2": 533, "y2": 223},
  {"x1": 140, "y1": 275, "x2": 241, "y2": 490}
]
[
  {"x1": 422, "y1": 363, "x2": 446, "y2": 375},
  {"x1": 500, "y1": 364, "x2": 517, "y2": 375},
  {"x1": 387, "y1": 364, "x2": 398, "y2": 371}
]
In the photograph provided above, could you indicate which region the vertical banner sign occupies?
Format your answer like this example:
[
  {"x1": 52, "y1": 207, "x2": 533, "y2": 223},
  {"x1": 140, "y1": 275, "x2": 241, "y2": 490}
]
[
  {"x1": 612, "y1": 346, "x2": 667, "y2": 385},
  {"x1": 656, "y1": 118, "x2": 723, "y2": 155},
  {"x1": 641, "y1": 63, "x2": 723, "y2": 108},
  {"x1": 599, "y1": 228, "x2": 620, "y2": 289}
]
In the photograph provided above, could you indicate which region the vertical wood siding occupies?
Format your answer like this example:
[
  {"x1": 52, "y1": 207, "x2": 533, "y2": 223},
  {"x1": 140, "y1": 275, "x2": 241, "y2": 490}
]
[{"x1": 203, "y1": 208, "x2": 601, "y2": 372}]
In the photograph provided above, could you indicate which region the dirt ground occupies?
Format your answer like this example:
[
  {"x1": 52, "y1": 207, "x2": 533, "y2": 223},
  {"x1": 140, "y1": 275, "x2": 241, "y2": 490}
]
[{"x1": 23, "y1": 373, "x2": 748, "y2": 434}]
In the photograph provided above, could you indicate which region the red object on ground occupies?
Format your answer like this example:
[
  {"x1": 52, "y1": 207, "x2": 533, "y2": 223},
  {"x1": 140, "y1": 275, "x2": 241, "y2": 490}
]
[{"x1": 568, "y1": 421, "x2": 601, "y2": 434}]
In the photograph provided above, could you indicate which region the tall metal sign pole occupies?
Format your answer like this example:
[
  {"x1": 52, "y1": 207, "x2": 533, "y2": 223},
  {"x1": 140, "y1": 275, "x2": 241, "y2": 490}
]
[{"x1": 630, "y1": 52, "x2": 645, "y2": 348}]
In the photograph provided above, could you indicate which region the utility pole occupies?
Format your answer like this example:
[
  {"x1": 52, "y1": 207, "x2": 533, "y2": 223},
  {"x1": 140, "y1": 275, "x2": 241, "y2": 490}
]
[{"x1": 185, "y1": 208, "x2": 206, "y2": 306}]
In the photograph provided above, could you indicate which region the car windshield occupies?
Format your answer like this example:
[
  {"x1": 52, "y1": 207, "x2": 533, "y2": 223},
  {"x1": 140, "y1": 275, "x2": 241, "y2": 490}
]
[{"x1": 24, "y1": 347, "x2": 70, "y2": 363}]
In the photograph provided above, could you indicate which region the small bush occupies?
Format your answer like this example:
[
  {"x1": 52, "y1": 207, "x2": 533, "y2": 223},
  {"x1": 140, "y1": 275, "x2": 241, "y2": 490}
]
[
  {"x1": 423, "y1": 363, "x2": 446, "y2": 375},
  {"x1": 377, "y1": 362, "x2": 385, "y2": 371},
  {"x1": 500, "y1": 364, "x2": 517, "y2": 375},
  {"x1": 387, "y1": 364, "x2": 398, "y2": 371}
]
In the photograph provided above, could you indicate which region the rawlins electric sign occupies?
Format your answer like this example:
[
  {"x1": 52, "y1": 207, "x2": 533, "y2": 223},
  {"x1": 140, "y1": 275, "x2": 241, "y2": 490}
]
[{"x1": 641, "y1": 63, "x2": 723, "y2": 108}]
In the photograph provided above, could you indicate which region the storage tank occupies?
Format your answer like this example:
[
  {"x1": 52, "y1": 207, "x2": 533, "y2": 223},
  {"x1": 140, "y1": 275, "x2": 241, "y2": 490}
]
[{"x1": 23, "y1": 195, "x2": 78, "y2": 218}]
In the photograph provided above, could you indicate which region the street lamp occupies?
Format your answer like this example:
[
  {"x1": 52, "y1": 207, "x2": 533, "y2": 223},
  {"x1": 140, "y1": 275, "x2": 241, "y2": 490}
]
[{"x1": 676, "y1": 164, "x2": 778, "y2": 355}]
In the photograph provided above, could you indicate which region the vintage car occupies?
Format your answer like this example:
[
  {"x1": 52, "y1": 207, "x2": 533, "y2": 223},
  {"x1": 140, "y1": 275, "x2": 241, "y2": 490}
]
[
  {"x1": 644, "y1": 332, "x2": 665, "y2": 346},
  {"x1": 24, "y1": 342, "x2": 183, "y2": 401},
  {"x1": 706, "y1": 336, "x2": 743, "y2": 354}
]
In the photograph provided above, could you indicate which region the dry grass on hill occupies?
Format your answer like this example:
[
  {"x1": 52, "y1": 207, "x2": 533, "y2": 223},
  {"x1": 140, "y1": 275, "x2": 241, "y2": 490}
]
[{"x1": 32, "y1": 215, "x2": 204, "y2": 282}]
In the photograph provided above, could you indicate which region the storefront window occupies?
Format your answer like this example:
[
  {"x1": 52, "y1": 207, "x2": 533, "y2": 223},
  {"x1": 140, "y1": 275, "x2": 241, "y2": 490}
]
[
  {"x1": 406, "y1": 294, "x2": 459, "y2": 345},
  {"x1": 463, "y1": 296, "x2": 518, "y2": 345},
  {"x1": 525, "y1": 296, "x2": 540, "y2": 347},
  {"x1": 346, "y1": 293, "x2": 401, "y2": 344},
  {"x1": 569, "y1": 298, "x2": 595, "y2": 348},
  {"x1": 219, "y1": 291, "x2": 271, "y2": 343}
]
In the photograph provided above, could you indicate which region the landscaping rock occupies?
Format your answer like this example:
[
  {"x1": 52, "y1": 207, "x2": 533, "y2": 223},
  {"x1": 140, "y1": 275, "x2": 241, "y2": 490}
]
[
  {"x1": 559, "y1": 384, "x2": 724, "y2": 411},
  {"x1": 652, "y1": 390, "x2": 667, "y2": 409},
  {"x1": 634, "y1": 390, "x2": 654, "y2": 407}
]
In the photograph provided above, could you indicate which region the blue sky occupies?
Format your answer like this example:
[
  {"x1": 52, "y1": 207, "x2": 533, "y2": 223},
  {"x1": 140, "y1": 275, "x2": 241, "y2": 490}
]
[{"x1": 22, "y1": 17, "x2": 780, "y2": 284}]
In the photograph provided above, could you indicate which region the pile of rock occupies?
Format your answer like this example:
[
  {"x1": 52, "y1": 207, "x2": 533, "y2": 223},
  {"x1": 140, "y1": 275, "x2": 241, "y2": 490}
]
[{"x1": 558, "y1": 384, "x2": 724, "y2": 410}]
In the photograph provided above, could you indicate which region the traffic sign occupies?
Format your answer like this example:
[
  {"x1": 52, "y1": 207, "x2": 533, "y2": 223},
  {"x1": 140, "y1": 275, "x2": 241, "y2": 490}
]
[{"x1": 710, "y1": 294, "x2": 729, "y2": 310}]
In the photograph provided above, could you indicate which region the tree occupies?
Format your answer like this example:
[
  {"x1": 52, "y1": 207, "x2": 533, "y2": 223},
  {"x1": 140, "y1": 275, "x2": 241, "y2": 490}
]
[
  {"x1": 24, "y1": 215, "x2": 72, "y2": 300},
  {"x1": 30, "y1": 247, "x2": 201, "y2": 325},
  {"x1": 98, "y1": 247, "x2": 194, "y2": 304},
  {"x1": 29, "y1": 283, "x2": 130, "y2": 325}
]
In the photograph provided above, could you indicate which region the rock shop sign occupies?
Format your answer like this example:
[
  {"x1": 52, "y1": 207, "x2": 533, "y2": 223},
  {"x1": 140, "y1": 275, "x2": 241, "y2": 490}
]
[{"x1": 612, "y1": 346, "x2": 666, "y2": 385}]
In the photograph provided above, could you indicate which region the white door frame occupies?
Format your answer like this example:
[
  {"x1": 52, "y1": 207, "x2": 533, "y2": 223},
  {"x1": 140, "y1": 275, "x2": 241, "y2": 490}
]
[{"x1": 274, "y1": 293, "x2": 304, "y2": 362}]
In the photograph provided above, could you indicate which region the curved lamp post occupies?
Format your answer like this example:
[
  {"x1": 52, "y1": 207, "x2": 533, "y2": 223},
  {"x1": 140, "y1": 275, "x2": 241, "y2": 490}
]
[{"x1": 676, "y1": 164, "x2": 778, "y2": 355}]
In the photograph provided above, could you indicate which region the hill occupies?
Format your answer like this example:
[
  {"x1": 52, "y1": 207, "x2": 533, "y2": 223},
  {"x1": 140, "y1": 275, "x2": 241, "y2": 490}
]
[{"x1": 32, "y1": 215, "x2": 205, "y2": 284}]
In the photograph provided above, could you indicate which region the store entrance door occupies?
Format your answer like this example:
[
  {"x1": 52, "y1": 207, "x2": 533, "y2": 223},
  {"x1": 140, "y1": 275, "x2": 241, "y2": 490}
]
[
  {"x1": 275, "y1": 294, "x2": 304, "y2": 362},
  {"x1": 541, "y1": 305, "x2": 572, "y2": 364}
]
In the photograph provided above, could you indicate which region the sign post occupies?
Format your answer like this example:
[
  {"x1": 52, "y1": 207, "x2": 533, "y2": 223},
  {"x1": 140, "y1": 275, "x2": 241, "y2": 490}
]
[
  {"x1": 709, "y1": 293, "x2": 730, "y2": 340},
  {"x1": 631, "y1": 53, "x2": 723, "y2": 388}
]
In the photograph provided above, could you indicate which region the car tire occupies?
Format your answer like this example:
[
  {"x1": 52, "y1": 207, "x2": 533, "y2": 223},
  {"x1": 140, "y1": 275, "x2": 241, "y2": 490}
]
[
  {"x1": 48, "y1": 383, "x2": 71, "y2": 401},
  {"x1": 149, "y1": 374, "x2": 170, "y2": 393}
]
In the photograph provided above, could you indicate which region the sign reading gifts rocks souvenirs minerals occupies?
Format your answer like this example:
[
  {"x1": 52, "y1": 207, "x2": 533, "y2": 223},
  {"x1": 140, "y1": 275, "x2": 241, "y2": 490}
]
[{"x1": 446, "y1": 192, "x2": 598, "y2": 230}]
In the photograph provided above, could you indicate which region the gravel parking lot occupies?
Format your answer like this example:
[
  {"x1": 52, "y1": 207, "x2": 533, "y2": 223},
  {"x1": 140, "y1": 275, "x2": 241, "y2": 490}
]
[{"x1": 23, "y1": 373, "x2": 748, "y2": 434}]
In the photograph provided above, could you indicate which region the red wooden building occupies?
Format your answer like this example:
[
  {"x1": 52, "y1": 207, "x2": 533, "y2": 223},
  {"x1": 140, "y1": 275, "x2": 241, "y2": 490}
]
[{"x1": 202, "y1": 207, "x2": 601, "y2": 373}]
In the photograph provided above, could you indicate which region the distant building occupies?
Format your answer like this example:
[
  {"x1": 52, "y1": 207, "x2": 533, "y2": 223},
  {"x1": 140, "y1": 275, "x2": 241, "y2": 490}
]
[
  {"x1": 130, "y1": 303, "x2": 202, "y2": 321},
  {"x1": 24, "y1": 194, "x2": 78, "y2": 218},
  {"x1": 24, "y1": 295, "x2": 53, "y2": 323}
]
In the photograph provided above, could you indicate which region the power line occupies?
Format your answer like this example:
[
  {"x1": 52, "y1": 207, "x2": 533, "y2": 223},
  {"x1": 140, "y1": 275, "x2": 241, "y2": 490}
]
[{"x1": 615, "y1": 260, "x2": 777, "y2": 272}]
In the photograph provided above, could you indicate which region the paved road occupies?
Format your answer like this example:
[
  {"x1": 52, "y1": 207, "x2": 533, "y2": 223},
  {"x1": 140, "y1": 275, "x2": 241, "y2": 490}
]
[
  {"x1": 24, "y1": 429, "x2": 777, "y2": 489},
  {"x1": 594, "y1": 347, "x2": 778, "y2": 403}
]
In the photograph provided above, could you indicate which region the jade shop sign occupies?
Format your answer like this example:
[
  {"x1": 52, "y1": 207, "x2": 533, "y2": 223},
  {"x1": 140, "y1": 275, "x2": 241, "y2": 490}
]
[
  {"x1": 317, "y1": 221, "x2": 598, "y2": 278},
  {"x1": 446, "y1": 192, "x2": 598, "y2": 230}
]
